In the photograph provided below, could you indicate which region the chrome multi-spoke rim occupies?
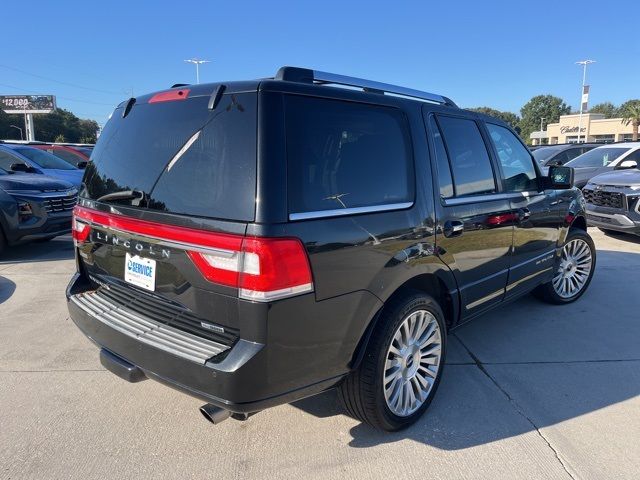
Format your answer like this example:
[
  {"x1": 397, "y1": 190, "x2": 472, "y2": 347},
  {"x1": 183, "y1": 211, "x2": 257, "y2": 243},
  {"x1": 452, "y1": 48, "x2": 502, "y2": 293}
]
[
  {"x1": 383, "y1": 310, "x2": 442, "y2": 417},
  {"x1": 552, "y1": 238, "x2": 592, "y2": 299}
]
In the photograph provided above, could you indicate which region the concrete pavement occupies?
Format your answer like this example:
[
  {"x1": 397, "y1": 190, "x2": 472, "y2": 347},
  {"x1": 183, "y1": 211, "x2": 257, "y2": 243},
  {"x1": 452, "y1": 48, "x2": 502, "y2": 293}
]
[{"x1": 1, "y1": 230, "x2": 639, "y2": 479}]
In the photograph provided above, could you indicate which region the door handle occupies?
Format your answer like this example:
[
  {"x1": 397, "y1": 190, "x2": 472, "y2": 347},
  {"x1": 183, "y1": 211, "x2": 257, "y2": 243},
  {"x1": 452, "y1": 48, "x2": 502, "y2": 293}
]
[
  {"x1": 518, "y1": 208, "x2": 531, "y2": 222},
  {"x1": 443, "y1": 220, "x2": 464, "y2": 238}
]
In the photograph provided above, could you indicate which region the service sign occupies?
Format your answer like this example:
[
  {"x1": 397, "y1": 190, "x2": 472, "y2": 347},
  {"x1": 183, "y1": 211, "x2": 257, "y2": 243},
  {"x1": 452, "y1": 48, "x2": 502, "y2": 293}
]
[{"x1": 0, "y1": 95, "x2": 56, "y2": 114}]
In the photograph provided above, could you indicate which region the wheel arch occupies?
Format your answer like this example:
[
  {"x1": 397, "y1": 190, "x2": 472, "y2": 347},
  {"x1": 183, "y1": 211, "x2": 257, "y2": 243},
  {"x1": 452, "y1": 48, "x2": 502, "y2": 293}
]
[{"x1": 350, "y1": 271, "x2": 457, "y2": 370}]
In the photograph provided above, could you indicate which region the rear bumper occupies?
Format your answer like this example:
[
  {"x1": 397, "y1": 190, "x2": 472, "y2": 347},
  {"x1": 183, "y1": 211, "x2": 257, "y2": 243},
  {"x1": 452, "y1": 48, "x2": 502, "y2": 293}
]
[{"x1": 66, "y1": 273, "x2": 381, "y2": 413}]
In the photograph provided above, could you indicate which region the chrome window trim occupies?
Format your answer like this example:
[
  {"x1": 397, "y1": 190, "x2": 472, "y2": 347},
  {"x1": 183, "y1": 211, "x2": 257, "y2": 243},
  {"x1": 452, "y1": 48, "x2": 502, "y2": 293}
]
[
  {"x1": 442, "y1": 191, "x2": 540, "y2": 207},
  {"x1": 289, "y1": 202, "x2": 413, "y2": 221}
]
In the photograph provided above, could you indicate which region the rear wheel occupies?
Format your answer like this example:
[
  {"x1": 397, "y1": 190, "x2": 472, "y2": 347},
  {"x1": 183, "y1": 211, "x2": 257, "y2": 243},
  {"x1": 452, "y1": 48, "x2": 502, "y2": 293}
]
[
  {"x1": 534, "y1": 229, "x2": 596, "y2": 304},
  {"x1": 338, "y1": 292, "x2": 446, "y2": 431}
]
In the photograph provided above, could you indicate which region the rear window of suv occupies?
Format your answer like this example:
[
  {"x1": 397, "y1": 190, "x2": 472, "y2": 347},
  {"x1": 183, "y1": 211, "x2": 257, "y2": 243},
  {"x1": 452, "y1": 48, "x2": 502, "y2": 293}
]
[
  {"x1": 83, "y1": 92, "x2": 257, "y2": 221},
  {"x1": 285, "y1": 96, "x2": 413, "y2": 215}
]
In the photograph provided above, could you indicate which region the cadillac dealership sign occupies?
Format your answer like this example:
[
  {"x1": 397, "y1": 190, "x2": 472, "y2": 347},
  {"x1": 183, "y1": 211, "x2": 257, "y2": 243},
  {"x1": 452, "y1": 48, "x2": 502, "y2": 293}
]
[{"x1": 560, "y1": 126, "x2": 586, "y2": 134}]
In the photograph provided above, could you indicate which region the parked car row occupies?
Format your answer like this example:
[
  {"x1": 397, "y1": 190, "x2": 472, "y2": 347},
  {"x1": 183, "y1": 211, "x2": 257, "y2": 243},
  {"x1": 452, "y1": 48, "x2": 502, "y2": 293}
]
[
  {"x1": 534, "y1": 142, "x2": 640, "y2": 237},
  {"x1": 0, "y1": 141, "x2": 91, "y2": 253}
]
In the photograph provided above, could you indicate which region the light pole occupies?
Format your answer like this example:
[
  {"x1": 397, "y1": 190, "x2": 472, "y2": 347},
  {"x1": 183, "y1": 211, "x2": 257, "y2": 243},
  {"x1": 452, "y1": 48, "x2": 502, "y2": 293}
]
[
  {"x1": 184, "y1": 58, "x2": 211, "y2": 84},
  {"x1": 539, "y1": 117, "x2": 545, "y2": 145},
  {"x1": 575, "y1": 59, "x2": 595, "y2": 143},
  {"x1": 9, "y1": 125, "x2": 23, "y2": 140}
]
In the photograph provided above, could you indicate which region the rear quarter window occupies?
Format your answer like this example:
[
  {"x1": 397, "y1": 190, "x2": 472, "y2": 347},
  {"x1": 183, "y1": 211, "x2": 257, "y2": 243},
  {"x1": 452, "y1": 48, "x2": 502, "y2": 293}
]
[{"x1": 285, "y1": 96, "x2": 414, "y2": 215}]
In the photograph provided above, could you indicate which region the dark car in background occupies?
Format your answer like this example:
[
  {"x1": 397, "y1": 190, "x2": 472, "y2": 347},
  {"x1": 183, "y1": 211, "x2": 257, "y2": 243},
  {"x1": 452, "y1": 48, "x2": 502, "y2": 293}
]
[
  {"x1": 532, "y1": 143, "x2": 599, "y2": 167},
  {"x1": 0, "y1": 168, "x2": 77, "y2": 254},
  {"x1": 564, "y1": 143, "x2": 640, "y2": 188},
  {"x1": 29, "y1": 144, "x2": 89, "y2": 168},
  {"x1": 0, "y1": 144, "x2": 84, "y2": 187}
]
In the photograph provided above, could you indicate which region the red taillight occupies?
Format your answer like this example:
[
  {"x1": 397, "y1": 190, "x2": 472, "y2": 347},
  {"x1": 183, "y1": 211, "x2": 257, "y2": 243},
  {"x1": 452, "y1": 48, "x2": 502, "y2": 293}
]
[
  {"x1": 72, "y1": 206, "x2": 313, "y2": 302},
  {"x1": 148, "y1": 89, "x2": 190, "y2": 103},
  {"x1": 72, "y1": 207, "x2": 91, "y2": 243},
  {"x1": 239, "y1": 238, "x2": 313, "y2": 301},
  {"x1": 187, "y1": 237, "x2": 313, "y2": 301}
]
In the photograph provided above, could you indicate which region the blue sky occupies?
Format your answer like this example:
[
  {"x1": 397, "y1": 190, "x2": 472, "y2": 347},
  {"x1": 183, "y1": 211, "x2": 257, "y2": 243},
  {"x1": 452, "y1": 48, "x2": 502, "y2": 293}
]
[{"x1": 2, "y1": 0, "x2": 638, "y2": 126}]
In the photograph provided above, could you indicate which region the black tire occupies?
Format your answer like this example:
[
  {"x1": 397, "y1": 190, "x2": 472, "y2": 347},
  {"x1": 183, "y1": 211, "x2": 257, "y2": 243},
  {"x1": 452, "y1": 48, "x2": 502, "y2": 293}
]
[
  {"x1": 338, "y1": 291, "x2": 447, "y2": 431},
  {"x1": 533, "y1": 228, "x2": 596, "y2": 305}
]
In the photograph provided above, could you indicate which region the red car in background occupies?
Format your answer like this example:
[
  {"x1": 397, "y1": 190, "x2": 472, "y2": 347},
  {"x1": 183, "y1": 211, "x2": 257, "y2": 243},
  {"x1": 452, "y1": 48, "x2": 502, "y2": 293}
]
[{"x1": 30, "y1": 144, "x2": 89, "y2": 168}]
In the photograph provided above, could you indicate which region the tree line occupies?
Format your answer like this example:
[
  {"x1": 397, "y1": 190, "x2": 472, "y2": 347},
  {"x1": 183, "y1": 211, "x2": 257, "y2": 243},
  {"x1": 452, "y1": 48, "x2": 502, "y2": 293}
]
[
  {"x1": 468, "y1": 97, "x2": 640, "y2": 143},
  {"x1": 0, "y1": 108, "x2": 99, "y2": 143}
]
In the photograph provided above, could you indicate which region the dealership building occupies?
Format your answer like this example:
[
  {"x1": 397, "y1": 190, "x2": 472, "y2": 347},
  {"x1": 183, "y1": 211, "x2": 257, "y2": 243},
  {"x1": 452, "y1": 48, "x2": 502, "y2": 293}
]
[{"x1": 530, "y1": 113, "x2": 636, "y2": 145}]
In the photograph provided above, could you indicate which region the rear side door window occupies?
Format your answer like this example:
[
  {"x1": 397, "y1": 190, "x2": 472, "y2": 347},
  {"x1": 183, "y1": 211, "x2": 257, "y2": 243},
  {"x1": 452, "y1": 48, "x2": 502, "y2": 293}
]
[
  {"x1": 435, "y1": 116, "x2": 496, "y2": 197},
  {"x1": 285, "y1": 96, "x2": 414, "y2": 215},
  {"x1": 485, "y1": 123, "x2": 538, "y2": 192}
]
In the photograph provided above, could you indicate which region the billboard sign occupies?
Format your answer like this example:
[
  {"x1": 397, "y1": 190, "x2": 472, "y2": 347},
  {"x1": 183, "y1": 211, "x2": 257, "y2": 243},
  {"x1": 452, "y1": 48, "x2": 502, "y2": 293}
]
[{"x1": 0, "y1": 95, "x2": 56, "y2": 114}]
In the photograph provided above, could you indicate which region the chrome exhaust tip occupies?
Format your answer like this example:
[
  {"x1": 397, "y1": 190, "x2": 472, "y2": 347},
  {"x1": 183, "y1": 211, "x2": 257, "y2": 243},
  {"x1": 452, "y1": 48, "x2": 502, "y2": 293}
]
[{"x1": 199, "y1": 404, "x2": 231, "y2": 425}]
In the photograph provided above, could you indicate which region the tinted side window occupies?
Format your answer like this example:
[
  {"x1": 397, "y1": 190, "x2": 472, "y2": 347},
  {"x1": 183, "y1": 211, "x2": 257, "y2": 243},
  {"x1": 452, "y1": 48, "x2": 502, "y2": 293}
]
[
  {"x1": 624, "y1": 149, "x2": 640, "y2": 162},
  {"x1": 486, "y1": 123, "x2": 538, "y2": 192},
  {"x1": 565, "y1": 148, "x2": 583, "y2": 162},
  {"x1": 437, "y1": 116, "x2": 496, "y2": 196},
  {"x1": 0, "y1": 150, "x2": 23, "y2": 170},
  {"x1": 285, "y1": 96, "x2": 413, "y2": 214},
  {"x1": 428, "y1": 116, "x2": 454, "y2": 199}
]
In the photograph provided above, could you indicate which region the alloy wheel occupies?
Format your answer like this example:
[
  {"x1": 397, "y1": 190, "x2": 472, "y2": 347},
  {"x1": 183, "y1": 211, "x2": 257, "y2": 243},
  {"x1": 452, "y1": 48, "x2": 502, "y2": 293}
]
[
  {"x1": 383, "y1": 309, "x2": 442, "y2": 417},
  {"x1": 552, "y1": 238, "x2": 593, "y2": 299}
]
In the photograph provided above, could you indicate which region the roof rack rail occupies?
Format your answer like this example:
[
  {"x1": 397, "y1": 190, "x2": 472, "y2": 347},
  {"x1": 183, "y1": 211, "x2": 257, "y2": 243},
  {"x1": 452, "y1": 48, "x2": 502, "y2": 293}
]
[{"x1": 275, "y1": 66, "x2": 457, "y2": 107}]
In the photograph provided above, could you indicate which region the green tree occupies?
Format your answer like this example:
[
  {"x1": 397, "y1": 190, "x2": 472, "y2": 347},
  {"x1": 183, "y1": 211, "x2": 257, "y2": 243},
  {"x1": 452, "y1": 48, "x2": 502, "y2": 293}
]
[
  {"x1": 467, "y1": 107, "x2": 521, "y2": 132},
  {"x1": 519, "y1": 95, "x2": 571, "y2": 144},
  {"x1": 590, "y1": 102, "x2": 619, "y2": 118},
  {"x1": 619, "y1": 100, "x2": 640, "y2": 141},
  {"x1": 0, "y1": 108, "x2": 99, "y2": 143}
]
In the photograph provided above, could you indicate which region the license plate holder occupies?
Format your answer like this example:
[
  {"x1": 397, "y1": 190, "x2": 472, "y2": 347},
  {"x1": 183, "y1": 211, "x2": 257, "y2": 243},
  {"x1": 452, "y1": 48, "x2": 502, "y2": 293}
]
[{"x1": 124, "y1": 253, "x2": 156, "y2": 292}]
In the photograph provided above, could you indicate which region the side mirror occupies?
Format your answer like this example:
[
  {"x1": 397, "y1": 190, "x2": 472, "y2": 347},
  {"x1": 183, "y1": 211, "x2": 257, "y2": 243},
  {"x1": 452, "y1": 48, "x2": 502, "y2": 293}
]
[
  {"x1": 10, "y1": 163, "x2": 34, "y2": 173},
  {"x1": 77, "y1": 161, "x2": 88, "y2": 169},
  {"x1": 616, "y1": 160, "x2": 638, "y2": 170},
  {"x1": 547, "y1": 166, "x2": 574, "y2": 189}
]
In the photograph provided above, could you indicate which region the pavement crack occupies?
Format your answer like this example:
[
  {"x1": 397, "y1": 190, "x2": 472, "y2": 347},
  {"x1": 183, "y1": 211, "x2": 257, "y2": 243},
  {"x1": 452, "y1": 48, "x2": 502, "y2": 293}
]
[{"x1": 453, "y1": 332, "x2": 577, "y2": 480}]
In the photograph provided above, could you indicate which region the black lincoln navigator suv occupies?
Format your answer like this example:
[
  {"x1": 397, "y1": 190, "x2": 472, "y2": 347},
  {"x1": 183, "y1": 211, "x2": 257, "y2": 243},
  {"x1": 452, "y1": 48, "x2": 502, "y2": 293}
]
[{"x1": 67, "y1": 67, "x2": 595, "y2": 431}]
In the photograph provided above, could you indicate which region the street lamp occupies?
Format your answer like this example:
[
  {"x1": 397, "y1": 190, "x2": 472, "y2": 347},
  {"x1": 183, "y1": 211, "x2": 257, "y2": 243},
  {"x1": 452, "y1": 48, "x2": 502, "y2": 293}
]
[
  {"x1": 539, "y1": 117, "x2": 545, "y2": 145},
  {"x1": 9, "y1": 125, "x2": 23, "y2": 140},
  {"x1": 575, "y1": 59, "x2": 595, "y2": 143},
  {"x1": 184, "y1": 58, "x2": 211, "y2": 84}
]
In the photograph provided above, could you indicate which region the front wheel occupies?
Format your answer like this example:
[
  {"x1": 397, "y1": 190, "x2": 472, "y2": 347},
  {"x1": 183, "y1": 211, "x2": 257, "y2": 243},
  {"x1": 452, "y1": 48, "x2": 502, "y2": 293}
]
[
  {"x1": 534, "y1": 229, "x2": 596, "y2": 304},
  {"x1": 338, "y1": 292, "x2": 446, "y2": 431}
]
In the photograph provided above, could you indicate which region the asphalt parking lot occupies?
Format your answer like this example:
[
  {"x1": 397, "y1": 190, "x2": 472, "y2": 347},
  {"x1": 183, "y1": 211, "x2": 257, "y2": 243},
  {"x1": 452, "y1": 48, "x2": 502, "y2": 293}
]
[{"x1": 1, "y1": 229, "x2": 639, "y2": 480}]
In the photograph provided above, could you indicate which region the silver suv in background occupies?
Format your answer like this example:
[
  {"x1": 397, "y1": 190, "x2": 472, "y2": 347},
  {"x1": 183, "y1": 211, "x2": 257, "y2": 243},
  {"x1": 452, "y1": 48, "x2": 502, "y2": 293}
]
[
  {"x1": 564, "y1": 143, "x2": 640, "y2": 188},
  {"x1": 584, "y1": 165, "x2": 640, "y2": 236}
]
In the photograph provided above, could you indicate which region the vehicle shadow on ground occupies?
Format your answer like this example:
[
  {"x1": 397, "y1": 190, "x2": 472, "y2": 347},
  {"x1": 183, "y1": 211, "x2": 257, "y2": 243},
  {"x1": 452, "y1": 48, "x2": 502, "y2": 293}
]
[
  {"x1": 0, "y1": 276, "x2": 16, "y2": 304},
  {"x1": 292, "y1": 249, "x2": 640, "y2": 450},
  {"x1": 0, "y1": 235, "x2": 74, "y2": 264}
]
